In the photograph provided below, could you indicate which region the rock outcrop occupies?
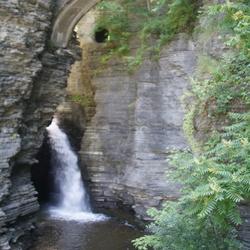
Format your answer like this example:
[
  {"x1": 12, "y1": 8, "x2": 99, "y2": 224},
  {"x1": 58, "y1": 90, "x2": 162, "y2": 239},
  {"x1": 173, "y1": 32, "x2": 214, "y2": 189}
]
[
  {"x1": 76, "y1": 37, "x2": 196, "y2": 219},
  {"x1": 58, "y1": 13, "x2": 196, "y2": 220},
  {"x1": 0, "y1": 1, "x2": 52, "y2": 247},
  {"x1": 0, "y1": 0, "x2": 79, "y2": 248}
]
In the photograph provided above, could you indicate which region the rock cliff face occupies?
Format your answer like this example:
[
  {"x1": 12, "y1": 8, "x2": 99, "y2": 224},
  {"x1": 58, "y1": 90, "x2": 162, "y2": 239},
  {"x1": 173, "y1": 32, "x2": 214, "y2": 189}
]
[
  {"x1": 54, "y1": 12, "x2": 194, "y2": 220},
  {"x1": 0, "y1": 0, "x2": 79, "y2": 248},
  {"x1": 0, "y1": 1, "x2": 52, "y2": 248},
  {"x1": 76, "y1": 37, "x2": 196, "y2": 219}
]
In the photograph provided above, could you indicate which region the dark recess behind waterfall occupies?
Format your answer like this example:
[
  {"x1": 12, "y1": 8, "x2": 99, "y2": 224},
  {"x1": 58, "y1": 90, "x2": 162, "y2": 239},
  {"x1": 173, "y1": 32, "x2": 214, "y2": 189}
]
[{"x1": 31, "y1": 119, "x2": 86, "y2": 205}]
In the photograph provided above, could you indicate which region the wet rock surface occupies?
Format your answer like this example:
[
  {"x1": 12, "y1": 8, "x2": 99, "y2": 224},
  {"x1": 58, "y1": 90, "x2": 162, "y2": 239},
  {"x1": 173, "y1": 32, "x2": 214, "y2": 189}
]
[
  {"x1": 0, "y1": 0, "x2": 52, "y2": 247},
  {"x1": 0, "y1": 0, "x2": 79, "y2": 248},
  {"x1": 75, "y1": 35, "x2": 196, "y2": 220}
]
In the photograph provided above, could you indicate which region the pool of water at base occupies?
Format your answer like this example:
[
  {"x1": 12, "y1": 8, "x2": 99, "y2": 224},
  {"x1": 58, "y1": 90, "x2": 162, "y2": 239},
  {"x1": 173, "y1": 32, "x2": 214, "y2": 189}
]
[{"x1": 30, "y1": 211, "x2": 145, "y2": 250}]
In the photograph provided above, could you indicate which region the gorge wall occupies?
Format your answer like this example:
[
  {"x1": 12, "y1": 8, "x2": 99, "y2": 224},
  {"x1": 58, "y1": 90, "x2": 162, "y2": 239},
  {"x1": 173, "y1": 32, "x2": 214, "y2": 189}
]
[
  {"x1": 77, "y1": 37, "x2": 196, "y2": 219},
  {"x1": 0, "y1": 0, "x2": 249, "y2": 249},
  {"x1": 0, "y1": 0, "x2": 81, "y2": 248},
  {"x1": 53, "y1": 11, "x2": 195, "y2": 221}
]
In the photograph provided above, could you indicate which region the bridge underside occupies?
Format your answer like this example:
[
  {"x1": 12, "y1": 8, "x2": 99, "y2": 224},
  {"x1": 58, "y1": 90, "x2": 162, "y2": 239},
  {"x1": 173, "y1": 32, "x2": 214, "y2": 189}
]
[{"x1": 51, "y1": 0, "x2": 101, "y2": 48}]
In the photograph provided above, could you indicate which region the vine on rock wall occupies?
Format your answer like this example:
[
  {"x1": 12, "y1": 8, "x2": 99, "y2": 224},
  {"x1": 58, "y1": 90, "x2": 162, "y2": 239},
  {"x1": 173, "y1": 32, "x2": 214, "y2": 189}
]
[{"x1": 133, "y1": 0, "x2": 250, "y2": 249}]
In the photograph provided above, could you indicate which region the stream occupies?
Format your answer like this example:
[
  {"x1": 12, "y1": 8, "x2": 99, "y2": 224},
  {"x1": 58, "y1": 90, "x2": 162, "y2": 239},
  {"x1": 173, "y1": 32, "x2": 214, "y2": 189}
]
[{"x1": 30, "y1": 209, "x2": 144, "y2": 250}]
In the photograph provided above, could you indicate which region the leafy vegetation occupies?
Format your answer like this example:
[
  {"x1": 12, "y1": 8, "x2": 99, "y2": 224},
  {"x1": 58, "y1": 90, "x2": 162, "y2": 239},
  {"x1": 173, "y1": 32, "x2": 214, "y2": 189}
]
[
  {"x1": 168, "y1": 113, "x2": 250, "y2": 226},
  {"x1": 132, "y1": 202, "x2": 242, "y2": 250},
  {"x1": 182, "y1": 53, "x2": 250, "y2": 152},
  {"x1": 183, "y1": 0, "x2": 250, "y2": 151},
  {"x1": 94, "y1": 0, "x2": 198, "y2": 69},
  {"x1": 133, "y1": 0, "x2": 250, "y2": 249},
  {"x1": 70, "y1": 94, "x2": 89, "y2": 107}
]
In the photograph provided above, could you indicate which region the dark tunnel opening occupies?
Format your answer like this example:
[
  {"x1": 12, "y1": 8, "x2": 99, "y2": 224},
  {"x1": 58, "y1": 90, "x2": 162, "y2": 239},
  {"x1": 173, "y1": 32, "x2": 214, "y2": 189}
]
[
  {"x1": 94, "y1": 28, "x2": 109, "y2": 43},
  {"x1": 31, "y1": 133, "x2": 53, "y2": 204}
]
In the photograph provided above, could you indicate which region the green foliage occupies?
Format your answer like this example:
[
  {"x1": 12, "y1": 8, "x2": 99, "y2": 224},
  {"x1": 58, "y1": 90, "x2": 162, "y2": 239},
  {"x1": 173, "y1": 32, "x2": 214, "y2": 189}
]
[
  {"x1": 70, "y1": 94, "x2": 89, "y2": 107},
  {"x1": 115, "y1": 163, "x2": 123, "y2": 169},
  {"x1": 133, "y1": 202, "x2": 242, "y2": 250},
  {"x1": 182, "y1": 101, "x2": 202, "y2": 152},
  {"x1": 142, "y1": 0, "x2": 197, "y2": 41},
  {"x1": 134, "y1": 1, "x2": 250, "y2": 249},
  {"x1": 167, "y1": 113, "x2": 250, "y2": 227},
  {"x1": 184, "y1": 53, "x2": 249, "y2": 113},
  {"x1": 11, "y1": 133, "x2": 17, "y2": 138},
  {"x1": 47, "y1": 40, "x2": 55, "y2": 50},
  {"x1": 95, "y1": 1, "x2": 127, "y2": 38},
  {"x1": 207, "y1": 0, "x2": 250, "y2": 56},
  {"x1": 195, "y1": 0, "x2": 250, "y2": 56},
  {"x1": 134, "y1": 113, "x2": 248, "y2": 249},
  {"x1": 95, "y1": 0, "x2": 198, "y2": 69},
  {"x1": 134, "y1": 0, "x2": 197, "y2": 65},
  {"x1": 94, "y1": 0, "x2": 148, "y2": 51},
  {"x1": 182, "y1": 46, "x2": 249, "y2": 149}
]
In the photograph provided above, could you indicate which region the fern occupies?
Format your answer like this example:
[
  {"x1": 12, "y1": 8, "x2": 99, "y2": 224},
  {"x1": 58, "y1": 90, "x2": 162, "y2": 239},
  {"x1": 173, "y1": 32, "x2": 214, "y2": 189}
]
[
  {"x1": 166, "y1": 110, "x2": 250, "y2": 235},
  {"x1": 133, "y1": 201, "x2": 242, "y2": 249}
]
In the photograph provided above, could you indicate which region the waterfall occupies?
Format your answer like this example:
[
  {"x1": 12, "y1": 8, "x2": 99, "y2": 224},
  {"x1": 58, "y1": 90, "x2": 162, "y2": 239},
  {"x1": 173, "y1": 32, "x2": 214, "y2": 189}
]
[{"x1": 46, "y1": 118, "x2": 105, "y2": 221}]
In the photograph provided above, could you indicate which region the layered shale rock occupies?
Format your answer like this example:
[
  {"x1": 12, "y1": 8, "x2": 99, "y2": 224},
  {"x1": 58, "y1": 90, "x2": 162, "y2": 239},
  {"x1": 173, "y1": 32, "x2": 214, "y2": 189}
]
[
  {"x1": 0, "y1": 1, "x2": 52, "y2": 247},
  {"x1": 71, "y1": 34, "x2": 197, "y2": 220},
  {"x1": 0, "y1": 0, "x2": 79, "y2": 248}
]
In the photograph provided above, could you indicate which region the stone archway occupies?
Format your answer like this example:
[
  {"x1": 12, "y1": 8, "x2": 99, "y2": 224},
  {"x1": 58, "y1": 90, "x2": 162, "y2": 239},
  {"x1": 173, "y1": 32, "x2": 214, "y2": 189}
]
[{"x1": 51, "y1": 0, "x2": 101, "y2": 48}]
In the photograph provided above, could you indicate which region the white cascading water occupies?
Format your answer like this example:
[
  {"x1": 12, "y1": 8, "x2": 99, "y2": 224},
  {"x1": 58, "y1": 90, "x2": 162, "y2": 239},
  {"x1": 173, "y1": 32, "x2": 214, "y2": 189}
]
[{"x1": 46, "y1": 118, "x2": 105, "y2": 221}]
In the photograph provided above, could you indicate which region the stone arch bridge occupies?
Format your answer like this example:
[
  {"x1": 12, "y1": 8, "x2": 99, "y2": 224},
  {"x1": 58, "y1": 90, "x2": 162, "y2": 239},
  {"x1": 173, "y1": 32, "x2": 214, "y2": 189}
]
[{"x1": 52, "y1": 0, "x2": 101, "y2": 48}]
